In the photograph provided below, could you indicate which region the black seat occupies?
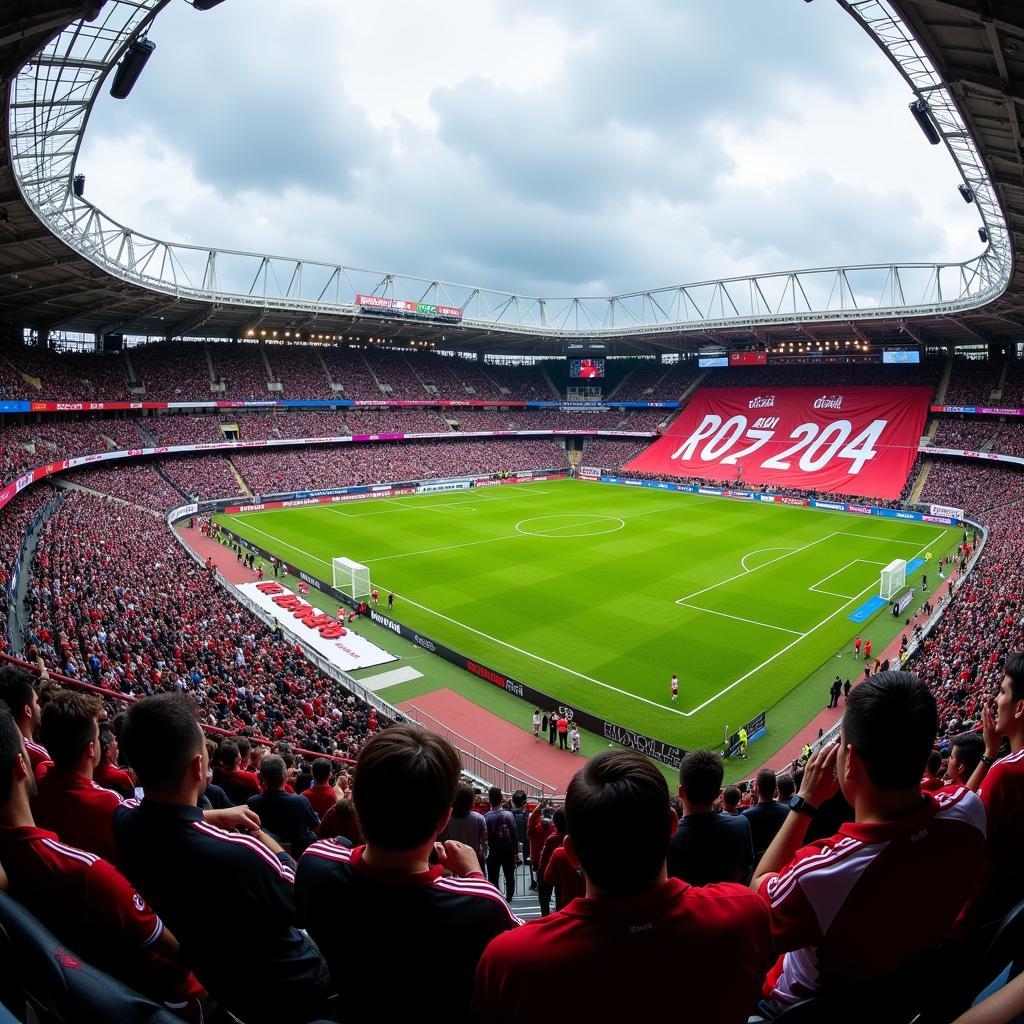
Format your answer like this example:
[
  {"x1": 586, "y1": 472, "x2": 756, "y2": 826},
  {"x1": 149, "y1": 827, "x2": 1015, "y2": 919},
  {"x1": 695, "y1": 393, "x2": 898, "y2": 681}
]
[
  {"x1": 982, "y1": 898, "x2": 1024, "y2": 985},
  {"x1": 0, "y1": 889, "x2": 180, "y2": 1024}
]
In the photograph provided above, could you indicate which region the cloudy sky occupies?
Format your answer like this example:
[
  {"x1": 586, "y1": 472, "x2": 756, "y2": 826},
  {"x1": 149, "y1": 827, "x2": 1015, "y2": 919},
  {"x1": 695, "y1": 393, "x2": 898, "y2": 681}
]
[{"x1": 78, "y1": 0, "x2": 981, "y2": 300}]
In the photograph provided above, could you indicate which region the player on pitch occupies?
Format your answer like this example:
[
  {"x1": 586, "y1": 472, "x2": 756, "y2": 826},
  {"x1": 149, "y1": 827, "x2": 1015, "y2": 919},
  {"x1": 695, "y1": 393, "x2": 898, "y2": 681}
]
[{"x1": 671, "y1": 674, "x2": 679, "y2": 704}]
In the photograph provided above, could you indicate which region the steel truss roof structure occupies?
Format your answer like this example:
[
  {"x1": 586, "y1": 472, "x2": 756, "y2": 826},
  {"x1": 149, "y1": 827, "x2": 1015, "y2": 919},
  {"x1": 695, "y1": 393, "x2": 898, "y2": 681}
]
[{"x1": 0, "y1": 0, "x2": 1021, "y2": 353}]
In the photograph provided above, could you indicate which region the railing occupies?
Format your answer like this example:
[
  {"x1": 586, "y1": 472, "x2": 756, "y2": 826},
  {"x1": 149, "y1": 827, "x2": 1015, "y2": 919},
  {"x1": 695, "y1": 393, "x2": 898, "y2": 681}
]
[
  {"x1": 6, "y1": 0, "x2": 1012, "y2": 339},
  {"x1": 403, "y1": 701, "x2": 555, "y2": 798}
]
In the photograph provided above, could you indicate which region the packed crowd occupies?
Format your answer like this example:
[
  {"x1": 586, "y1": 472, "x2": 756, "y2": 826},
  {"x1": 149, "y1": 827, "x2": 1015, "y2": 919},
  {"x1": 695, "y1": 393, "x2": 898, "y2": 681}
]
[
  {"x1": 21, "y1": 491, "x2": 383, "y2": 762},
  {"x1": 579, "y1": 438, "x2": 651, "y2": 470},
  {"x1": 66, "y1": 463, "x2": 184, "y2": 510},
  {"x1": 610, "y1": 360, "x2": 700, "y2": 401},
  {"x1": 159, "y1": 456, "x2": 242, "y2": 501},
  {"x1": 0, "y1": 664, "x2": 1021, "y2": 1023},
  {"x1": 0, "y1": 486, "x2": 55, "y2": 653},
  {"x1": 231, "y1": 439, "x2": 567, "y2": 496},
  {"x1": 705, "y1": 359, "x2": 945, "y2": 390},
  {"x1": 209, "y1": 343, "x2": 275, "y2": 400},
  {"x1": 944, "y1": 359, "x2": 1005, "y2": 407},
  {"x1": 931, "y1": 419, "x2": 999, "y2": 451}
]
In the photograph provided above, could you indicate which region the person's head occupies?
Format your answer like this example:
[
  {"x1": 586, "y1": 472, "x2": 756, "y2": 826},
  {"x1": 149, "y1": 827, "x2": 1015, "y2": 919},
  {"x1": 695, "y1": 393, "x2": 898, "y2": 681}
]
[
  {"x1": 39, "y1": 691, "x2": 103, "y2": 772},
  {"x1": 217, "y1": 741, "x2": 240, "y2": 770},
  {"x1": 777, "y1": 773, "x2": 796, "y2": 802},
  {"x1": 838, "y1": 671, "x2": 938, "y2": 801},
  {"x1": 353, "y1": 724, "x2": 460, "y2": 850},
  {"x1": 552, "y1": 808, "x2": 568, "y2": 836},
  {"x1": 451, "y1": 784, "x2": 474, "y2": 818},
  {"x1": 121, "y1": 693, "x2": 206, "y2": 799},
  {"x1": 755, "y1": 768, "x2": 777, "y2": 801},
  {"x1": 99, "y1": 726, "x2": 119, "y2": 766},
  {"x1": 564, "y1": 749, "x2": 672, "y2": 894},
  {"x1": 948, "y1": 732, "x2": 985, "y2": 784},
  {"x1": 488, "y1": 786, "x2": 503, "y2": 808},
  {"x1": 511, "y1": 789, "x2": 527, "y2": 809},
  {"x1": 312, "y1": 757, "x2": 332, "y2": 785},
  {"x1": 0, "y1": 705, "x2": 35, "y2": 810},
  {"x1": 258, "y1": 754, "x2": 287, "y2": 791},
  {"x1": 678, "y1": 749, "x2": 724, "y2": 810},
  {"x1": 0, "y1": 667, "x2": 41, "y2": 735},
  {"x1": 995, "y1": 653, "x2": 1024, "y2": 738},
  {"x1": 925, "y1": 749, "x2": 943, "y2": 777},
  {"x1": 722, "y1": 786, "x2": 741, "y2": 812},
  {"x1": 236, "y1": 736, "x2": 252, "y2": 765}
]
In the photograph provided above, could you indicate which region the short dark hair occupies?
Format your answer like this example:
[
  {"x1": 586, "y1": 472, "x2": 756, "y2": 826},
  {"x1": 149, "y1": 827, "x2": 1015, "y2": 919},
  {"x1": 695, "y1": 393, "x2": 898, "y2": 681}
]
[
  {"x1": 312, "y1": 758, "x2": 332, "y2": 784},
  {"x1": 952, "y1": 732, "x2": 985, "y2": 777},
  {"x1": 843, "y1": 671, "x2": 937, "y2": 790},
  {"x1": 99, "y1": 726, "x2": 116, "y2": 761},
  {"x1": 259, "y1": 754, "x2": 287, "y2": 789},
  {"x1": 552, "y1": 808, "x2": 567, "y2": 834},
  {"x1": 511, "y1": 789, "x2": 527, "y2": 808},
  {"x1": 353, "y1": 725, "x2": 460, "y2": 849},
  {"x1": 217, "y1": 741, "x2": 240, "y2": 769},
  {"x1": 565, "y1": 749, "x2": 669, "y2": 892},
  {"x1": 488, "y1": 786, "x2": 503, "y2": 807},
  {"x1": 1004, "y1": 652, "x2": 1024, "y2": 703},
  {"x1": 39, "y1": 690, "x2": 102, "y2": 769},
  {"x1": 121, "y1": 693, "x2": 204, "y2": 792},
  {"x1": 0, "y1": 666, "x2": 35, "y2": 724},
  {"x1": 926, "y1": 749, "x2": 943, "y2": 775},
  {"x1": 777, "y1": 773, "x2": 796, "y2": 802},
  {"x1": 236, "y1": 737, "x2": 251, "y2": 760},
  {"x1": 678, "y1": 749, "x2": 724, "y2": 805},
  {"x1": 756, "y1": 768, "x2": 777, "y2": 800},
  {"x1": 0, "y1": 706, "x2": 24, "y2": 805},
  {"x1": 452, "y1": 784, "x2": 474, "y2": 818}
]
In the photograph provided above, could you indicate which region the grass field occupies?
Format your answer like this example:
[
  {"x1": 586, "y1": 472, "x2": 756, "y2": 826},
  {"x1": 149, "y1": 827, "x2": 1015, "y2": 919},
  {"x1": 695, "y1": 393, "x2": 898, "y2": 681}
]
[{"x1": 217, "y1": 479, "x2": 959, "y2": 751}]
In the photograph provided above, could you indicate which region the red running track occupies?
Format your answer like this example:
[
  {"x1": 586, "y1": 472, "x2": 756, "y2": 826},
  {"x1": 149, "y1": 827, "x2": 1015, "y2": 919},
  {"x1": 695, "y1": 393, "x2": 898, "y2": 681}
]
[{"x1": 397, "y1": 688, "x2": 585, "y2": 794}]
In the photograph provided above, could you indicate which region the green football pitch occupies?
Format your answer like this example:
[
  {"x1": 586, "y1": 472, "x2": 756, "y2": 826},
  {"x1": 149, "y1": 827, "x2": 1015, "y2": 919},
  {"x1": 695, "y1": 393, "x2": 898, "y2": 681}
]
[{"x1": 217, "y1": 479, "x2": 958, "y2": 751}]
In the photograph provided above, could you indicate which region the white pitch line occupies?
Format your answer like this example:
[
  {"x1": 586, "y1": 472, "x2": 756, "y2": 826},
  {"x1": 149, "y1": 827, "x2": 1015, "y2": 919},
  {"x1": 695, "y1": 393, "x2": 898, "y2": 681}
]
[
  {"x1": 741, "y1": 546, "x2": 797, "y2": 572},
  {"x1": 362, "y1": 533, "x2": 523, "y2": 564},
  {"x1": 682, "y1": 530, "x2": 949, "y2": 718},
  {"x1": 676, "y1": 603, "x2": 805, "y2": 635},
  {"x1": 676, "y1": 531, "x2": 840, "y2": 605},
  {"x1": 836, "y1": 531, "x2": 928, "y2": 545},
  {"x1": 808, "y1": 559, "x2": 883, "y2": 594}
]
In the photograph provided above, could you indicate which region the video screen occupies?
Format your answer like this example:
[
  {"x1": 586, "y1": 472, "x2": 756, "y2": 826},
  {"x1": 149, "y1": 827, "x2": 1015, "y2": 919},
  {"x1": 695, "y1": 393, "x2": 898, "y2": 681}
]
[{"x1": 570, "y1": 358, "x2": 605, "y2": 379}]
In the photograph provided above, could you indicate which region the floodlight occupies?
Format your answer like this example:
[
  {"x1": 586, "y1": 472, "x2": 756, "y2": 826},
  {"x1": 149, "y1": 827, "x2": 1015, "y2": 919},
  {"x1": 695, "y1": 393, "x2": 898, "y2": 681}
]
[
  {"x1": 192, "y1": 0, "x2": 231, "y2": 9},
  {"x1": 979, "y1": 226, "x2": 989, "y2": 244},
  {"x1": 110, "y1": 38, "x2": 156, "y2": 99},
  {"x1": 909, "y1": 99, "x2": 941, "y2": 145},
  {"x1": 73, "y1": 174, "x2": 85, "y2": 198},
  {"x1": 958, "y1": 183, "x2": 974, "y2": 203}
]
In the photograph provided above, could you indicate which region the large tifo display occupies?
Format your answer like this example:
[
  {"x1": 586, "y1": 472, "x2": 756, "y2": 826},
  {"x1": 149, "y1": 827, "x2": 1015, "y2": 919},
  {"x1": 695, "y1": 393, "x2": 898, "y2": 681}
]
[{"x1": 624, "y1": 387, "x2": 932, "y2": 500}]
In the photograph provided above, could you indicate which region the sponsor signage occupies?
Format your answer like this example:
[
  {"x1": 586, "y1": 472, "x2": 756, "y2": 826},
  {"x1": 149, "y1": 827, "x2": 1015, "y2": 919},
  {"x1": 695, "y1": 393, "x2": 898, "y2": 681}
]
[
  {"x1": 725, "y1": 711, "x2": 768, "y2": 757},
  {"x1": 355, "y1": 293, "x2": 463, "y2": 320},
  {"x1": 698, "y1": 356, "x2": 728, "y2": 368},
  {"x1": 882, "y1": 350, "x2": 921, "y2": 364},
  {"x1": 896, "y1": 590, "x2": 915, "y2": 614},
  {"x1": 930, "y1": 503, "x2": 964, "y2": 520},
  {"x1": 238, "y1": 581, "x2": 397, "y2": 671},
  {"x1": 624, "y1": 386, "x2": 932, "y2": 500},
  {"x1": 728, "y1": 351, "x2": 768, "y2": 366}
]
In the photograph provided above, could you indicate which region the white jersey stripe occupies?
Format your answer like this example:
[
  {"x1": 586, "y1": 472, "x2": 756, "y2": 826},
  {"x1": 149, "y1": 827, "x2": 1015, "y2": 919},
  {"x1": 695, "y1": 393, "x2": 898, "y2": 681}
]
[
  {"x1": 41, "y1": 837, "x2": 99, "y2": 867},
  {"x1": 192, "y1": 821, "x2": 295, "y2": 880}
]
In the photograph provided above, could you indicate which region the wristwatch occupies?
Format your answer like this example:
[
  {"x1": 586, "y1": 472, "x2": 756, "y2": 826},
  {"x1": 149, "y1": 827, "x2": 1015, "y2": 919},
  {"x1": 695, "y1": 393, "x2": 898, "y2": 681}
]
[
  {"x1": 788, "y1": 795, "x2": 818, "y2": 817},
  {"x1": 981, "y1": 754, "x2": 997, "y2": 767}
]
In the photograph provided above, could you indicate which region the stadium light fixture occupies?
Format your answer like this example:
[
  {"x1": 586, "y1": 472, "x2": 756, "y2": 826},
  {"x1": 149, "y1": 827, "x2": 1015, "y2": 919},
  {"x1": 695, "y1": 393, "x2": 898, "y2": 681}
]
[
  {"x1": 909, "y1": 99, "x2": 941, "y2": 145},
  {"x1": 191, "y1": 0, "x2": 231, "y2": 9},
  {"x1": 73, "y1": 174, "x2": 85, "y2": 198},
  {"x1": 110, "y1": 38, "x2": 156, "y2": 99},
  {"x1": 958, "y1": 183, "x2": 974, "y2": 203},
  {"x1": 979, "y1": 226, "x2": 989, "y2": 243}
]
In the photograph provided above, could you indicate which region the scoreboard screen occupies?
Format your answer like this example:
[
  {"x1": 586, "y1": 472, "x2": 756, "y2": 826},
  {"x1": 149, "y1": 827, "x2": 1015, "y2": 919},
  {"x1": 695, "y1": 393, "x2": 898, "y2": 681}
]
[{"x1": 569, "y1": 358, "x2": 605, "y2": 379}]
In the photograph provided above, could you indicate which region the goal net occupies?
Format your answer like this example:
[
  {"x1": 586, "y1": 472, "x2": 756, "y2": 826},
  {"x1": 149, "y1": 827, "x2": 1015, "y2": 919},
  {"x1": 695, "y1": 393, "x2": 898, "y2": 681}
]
[
  {"x1": 880, "y1": 558, "x2": 907, "y2": 601},
  {"x1": 332, "y1": 557, "x2": 371, "y2": 600}
]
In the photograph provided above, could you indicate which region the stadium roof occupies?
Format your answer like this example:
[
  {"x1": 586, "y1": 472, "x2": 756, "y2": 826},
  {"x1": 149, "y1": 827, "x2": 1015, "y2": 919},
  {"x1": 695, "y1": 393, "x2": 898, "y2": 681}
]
[{"x1": 0, "y1": 0, "x2": 1021, "y2": 355}]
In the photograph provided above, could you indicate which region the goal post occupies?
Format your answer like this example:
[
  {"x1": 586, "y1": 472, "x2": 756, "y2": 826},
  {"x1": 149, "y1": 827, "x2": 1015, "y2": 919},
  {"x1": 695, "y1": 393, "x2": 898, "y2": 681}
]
[
  {"x1": 880, "y1": 558, "x2": 907, "y2": 601},
  {"x1": 332, "y1": 557, "x2": 371, "y2": 600}
]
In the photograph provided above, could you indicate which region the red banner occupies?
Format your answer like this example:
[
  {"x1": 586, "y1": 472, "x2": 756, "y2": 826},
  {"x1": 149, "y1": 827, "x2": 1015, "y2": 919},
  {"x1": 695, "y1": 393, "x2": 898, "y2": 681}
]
[{"x1": 624, "y1": 387, "x2": 931, "y2": 499}]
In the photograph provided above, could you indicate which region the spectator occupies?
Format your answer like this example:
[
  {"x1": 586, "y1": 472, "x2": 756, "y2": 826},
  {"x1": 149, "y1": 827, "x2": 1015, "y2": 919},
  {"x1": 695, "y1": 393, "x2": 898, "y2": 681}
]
[
  {"x1": 95, "y1": 725, "x2": 135, "y2": 799},
  {"x1": 32, "y1": 690, "x2": 125, "y2": 863},
  {"x1": 537, "y1": 807, "x2": 567, "y2": 917},
  {"x1": 944, "y1": 732, "x2": 985, "y2": 789},
  {"x1": 508, "y1": 790, "x2": 531, "y2": 883},
  {"x1": 752, "y1": 672, "x2": 986, "y2": 1012},
  {"x1": 302, "y1": 757, "x2": 341, "y2": 818},
  {"x1": 114, "y1": 693, "x2": 331, "y2": 1024},
  {"x1": 527, "y1": 798, "x2": 554, "y2": 896},
  {"x1": 211, "y1": 740, "x2": 260, "y2": 804},
  {"x1": 246, "y1": 754, "x2": 320, "y2": 857},
  {"x1": 921, "y1": 749, "x2": 945, "y2": 792},
  {"x1": 722, "y1": 786, "x2": 743, "y2": 815},
  {"x1": 295, "y1": 725, "x2": 519, "y2": 1022},
  {"x1": 0, "y1": 706, "x2": 203, "y2": 1019},
  {"x1": 316, "y1": 796, "x2": 362, "y2": 845},
  {"x1": 473, "y1": 749, "x2": 773, "y2": 1023},
  {"x1": 438, "y1": 784, "x2": 487, "y2": 871},
  {"x1": 777, "y1": 774, "x2": 796, "y2": 803},
  {"x1": 668, "y1": 749, "x2": 753, "y2": 886},
  {"x1": 484, "y1": 785, "x2": 520, "y2": 902},
  {"x1": 0, "y1": 665, "x2": 49, "y2": 775},
  {"x1": 543, "y1": 833, "x2": 586, "y2": 911},
  {"x1": 962, "y1": 652, "x2": 1024, "y2": 926},
  {"x1": 742, "y1": 769, "x2": 789, "y2": 864}
]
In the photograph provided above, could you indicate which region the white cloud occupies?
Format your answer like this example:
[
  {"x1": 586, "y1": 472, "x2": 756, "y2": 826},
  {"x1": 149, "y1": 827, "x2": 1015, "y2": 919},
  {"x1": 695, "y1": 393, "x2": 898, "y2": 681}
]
[{"x1": 77, "y1": 0, "x2": 984, "y2": 300}]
